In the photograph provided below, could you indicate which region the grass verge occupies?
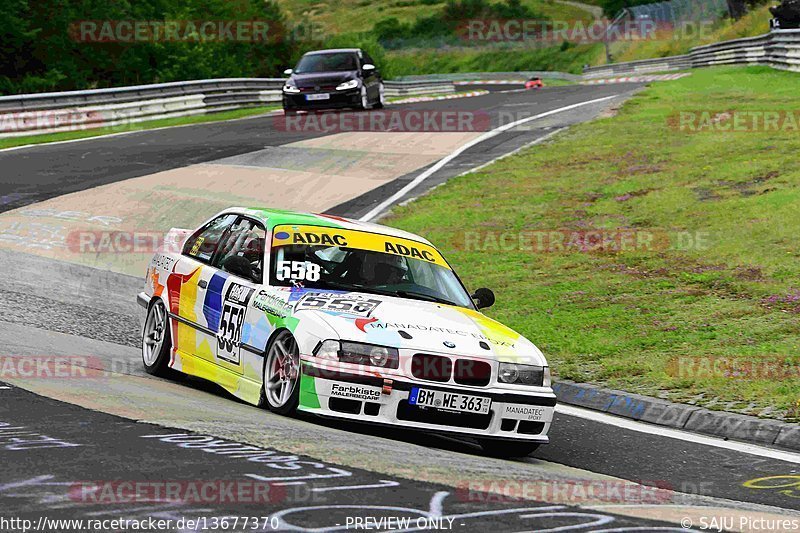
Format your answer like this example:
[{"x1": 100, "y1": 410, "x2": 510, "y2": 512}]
[
  {"x1": 385, "y1": 66, "x2": 800, "y2": 420},
  {"x1": 0, "y1": 105, "x2": 280, "y2": 150},
  {"x1": 386, "y1": 43, "x2": 605, "y2": 76}
]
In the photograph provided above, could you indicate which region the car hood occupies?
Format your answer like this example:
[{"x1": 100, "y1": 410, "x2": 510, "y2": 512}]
[
  {"x1": 287, "y1": 289, "x2": 546, "y2": 366},
  {"x1": 290, "y1": 71, "x2": 358, "y2": 89}
]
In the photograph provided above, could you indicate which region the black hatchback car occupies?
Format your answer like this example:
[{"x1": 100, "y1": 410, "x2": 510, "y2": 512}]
[{"x1": 281, "y1": 48, "x2": 384, "y2": 114}]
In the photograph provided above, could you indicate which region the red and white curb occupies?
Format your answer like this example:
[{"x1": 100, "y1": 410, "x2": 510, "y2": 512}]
[
  {"x1": 581, "y1": 73, "x2": 690, "y2": 84},
  {"x1": 454, "y1": 80, "x2": 527, "y2": 85},
  {"x1": 389, "y1": 90, "x2": 489, "y2": 105}
]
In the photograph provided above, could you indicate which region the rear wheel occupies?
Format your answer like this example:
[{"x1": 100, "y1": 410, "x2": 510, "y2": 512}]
[
  {"x1": 260, "y1": 331, "x2": 301, "y2": 415},
  {"x1": 142, "y1": 300, "x2": 172, "y2": 377},
  {"x1": 479, "y1": 439, "x2": 540, "y2": 458}
]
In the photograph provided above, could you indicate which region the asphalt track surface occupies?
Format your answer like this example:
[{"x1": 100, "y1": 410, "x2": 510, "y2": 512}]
[
  {"x1": 1, "y1": 83, "x2": 799, "y2": 531},
  {"x1": 0, "y1": 381, "x2": 683, "y2": 532}
]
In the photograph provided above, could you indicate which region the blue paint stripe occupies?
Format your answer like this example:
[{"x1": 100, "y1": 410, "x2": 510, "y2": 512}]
[{"x1": 202, "y1": 271, "x2": 229, "y2": 331}]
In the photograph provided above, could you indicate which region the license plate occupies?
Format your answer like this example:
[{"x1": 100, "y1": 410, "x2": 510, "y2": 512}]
[
  {"x1": 409, "y1": 387, "x2": 491, "y2": 414},
  {"x1": 306, "y1": 93, "x2": 330, "y2": 101}
]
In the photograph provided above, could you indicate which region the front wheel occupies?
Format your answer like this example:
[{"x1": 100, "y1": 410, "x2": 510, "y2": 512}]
[
  {"x1": 478, "y1": 439, "x2": 540, "y2": 458},
  {"x1": 357, "y1": 86, "x2": 370, "y2": 110},
  {"x1": 260, "y1": 331, "x2": 301, "y2": 415},
  {"x1": 142, "y1": 299, "x2": 172, "y2": 377},
  {"x1": 373, "y1": 83, "x2": 385, "y2": 109}
]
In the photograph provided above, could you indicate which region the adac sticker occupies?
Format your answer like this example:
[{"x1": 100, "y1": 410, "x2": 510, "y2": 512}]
[{"x1": 272, "y1": 224, "x2": 450, "y2": 269}]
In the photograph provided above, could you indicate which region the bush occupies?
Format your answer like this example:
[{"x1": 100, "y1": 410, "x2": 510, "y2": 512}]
[{"x1": 0, "y1": 0, "x2": 294, "y2": 94}]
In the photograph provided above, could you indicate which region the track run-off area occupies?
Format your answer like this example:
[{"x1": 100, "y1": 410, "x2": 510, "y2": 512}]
[{"x1": 0, "y1": 82, "x2": 799, "y2": 532}]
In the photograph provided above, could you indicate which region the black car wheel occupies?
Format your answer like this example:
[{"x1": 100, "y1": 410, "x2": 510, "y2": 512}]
[
  {"x1": 259, "y1": 330, "x2": 301, "y2": 415},
  {"x1": 373, "y1": 83, "x2": 385, "y2": 109},
  {"x1": 358, "y1": 86, "x2": 370, "y2": 110},
  {"x1": 142, "y1": 299, "x2": 173, "y2": 377}
]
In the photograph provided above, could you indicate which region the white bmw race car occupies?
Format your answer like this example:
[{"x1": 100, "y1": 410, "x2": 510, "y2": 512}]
[{"x1": 137, "y1": 207, "x2": 556, "y2": 457}]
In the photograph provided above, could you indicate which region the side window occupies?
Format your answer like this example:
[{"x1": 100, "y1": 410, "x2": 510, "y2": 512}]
[
  {"x1": 362, "y1": 52, "x2": 374, "y2": 66},
  {"x1": 182, "y1": 214, "x2": 237, "y2": 263},
  {"x1": 213, "y1": 216, "x2": 266, "y2": 283}
]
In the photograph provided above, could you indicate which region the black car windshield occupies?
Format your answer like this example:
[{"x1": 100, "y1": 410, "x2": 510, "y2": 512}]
[
  {"x1": 269, "y1": 225, "x2": 473, "y2": 308},
  {"x1": 294, "y1": 52, "x2": 358, "y2": 74}
]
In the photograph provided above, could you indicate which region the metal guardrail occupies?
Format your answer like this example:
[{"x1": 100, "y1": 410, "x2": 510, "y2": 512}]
[
  {"x1": 583, "y1": 29, "x2": 800, "y2": 77},
  {"x1": 583, "y1": 55, "x2": 692, "y2": 78},
  {"x1": 0, "y1": 78, "x2": 455, "y2": 137},
  {"x1": 395, "y1": 71, "x2": 582, "y2": 82}
]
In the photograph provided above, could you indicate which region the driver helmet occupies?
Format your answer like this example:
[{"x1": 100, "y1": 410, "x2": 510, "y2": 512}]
[{"x1": 360, "y1": 252, "x2": 407, "y2": 286}]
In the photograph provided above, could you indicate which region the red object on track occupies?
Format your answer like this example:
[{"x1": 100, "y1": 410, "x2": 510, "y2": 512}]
[{"x1": 525, "y1": 77, "x2": 543, "y2": 89}]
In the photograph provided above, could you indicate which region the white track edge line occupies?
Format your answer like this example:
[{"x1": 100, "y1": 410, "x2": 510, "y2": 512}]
[
  {"x1": 358, "y1": 94, "x2": 620, "y2": 222},
  {"x1": 557, "y1": 404, "x2": 800, "y2": 464}
]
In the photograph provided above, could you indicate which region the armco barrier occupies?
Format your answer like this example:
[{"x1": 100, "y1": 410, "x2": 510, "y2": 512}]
[
  {"x1": 584, "y1": 28, "x2": 800, "y2": 78},
  {"x1": 0, "y1": 78, "x2": 455, "y2": 137},
  {"x1": 583, "y1": 55, "x2": 692, "y2": 78},
  {"x1": 395, "y1": 70, "x2": 582, "y2": 82}
]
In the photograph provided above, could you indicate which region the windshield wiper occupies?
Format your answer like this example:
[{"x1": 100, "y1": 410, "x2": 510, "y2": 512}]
[{"x1": 393, "y1": 290, "x2": 458, "y2": 306}]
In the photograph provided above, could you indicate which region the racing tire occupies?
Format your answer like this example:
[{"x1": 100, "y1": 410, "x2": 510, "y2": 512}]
[
  {"x1": 142, "y1": 299, "x2": 173, "y2": 377},
  {"x1": 478, "y1": 439, "x2": 540, "y2": 458},
  {"x1": 283, "y1": 108, "x2": 298, "y2": 116},
  {"x1": 259, "y1": 330, "x2": 301, "y2": 415},
  {"x1": 373, "y1": 83, "x2": 385, "y2": 109},
  {"x1": 357, "y1": 86, "x2": 370, "y2": 111}
]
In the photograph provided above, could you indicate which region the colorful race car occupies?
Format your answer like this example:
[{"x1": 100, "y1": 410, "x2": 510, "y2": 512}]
[{"x1": 137, "y1": 208, "x2": 556, "y2": 457}]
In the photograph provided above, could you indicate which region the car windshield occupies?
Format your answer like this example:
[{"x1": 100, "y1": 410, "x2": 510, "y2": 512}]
[
  {"x1": 294, "y1": 52, "x2": 358, "y2": 74},
  {"x1": 269, "y1": 225, "x2": 473, "y2": 308}
]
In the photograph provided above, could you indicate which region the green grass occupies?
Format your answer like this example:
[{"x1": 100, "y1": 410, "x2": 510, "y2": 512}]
[
  {"x1": 387, "y1": 43, "x2": 605, "y2": 76},
  {"x1": 385, "y1": 66, "x2": 800, "y2": 420},
  {"x1": 0, "y1": 105, "x2": 280, "y2": 150},
  {"x1": 610, "y1": 5, "x2": 772, "y2": 64},
  {"x1": 278, "y1": 0, "x2": 593, "y2": 36}
]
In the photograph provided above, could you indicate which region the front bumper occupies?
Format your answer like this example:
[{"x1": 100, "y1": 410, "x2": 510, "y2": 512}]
[
  {"x1": 298, "y1": 357, "x2": 555, "y2": 443},
  {"x1": 283, "y1": 88, "x2": 361, "y2": 110}
]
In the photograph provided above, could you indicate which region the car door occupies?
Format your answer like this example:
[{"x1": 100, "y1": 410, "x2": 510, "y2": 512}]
[
  {"x1": 206, "y1": 216, "x2": 266, "y2": 377},
  {"x1": 174, "y1": 213, "x2": 238, "y2": 364}
]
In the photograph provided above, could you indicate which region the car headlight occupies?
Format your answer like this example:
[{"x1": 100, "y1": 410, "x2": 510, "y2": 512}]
[
  {"x1": 283, "y1": 84, "x2": 300, "y2": 94},
  {"x1": 498, "y1": 363, "x2": 548, "y2": 386},
  {"x1": 313, "y1": 340, "x2": 399, "y2": 369},
  {"x1": 314, "y1": 340, "x2": 339, "y2": 361},
  {"x1": 336, "y1": 79, "x2": 359, "y2": 91}
]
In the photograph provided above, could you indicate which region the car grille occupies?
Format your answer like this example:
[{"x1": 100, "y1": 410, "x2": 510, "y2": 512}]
[
  {"x1": 411, "y1": 354, "x2": 452, "y2": 382},
  {"x1": 299, "y1": 86, "x2": 337, "y2": 92},
  {"x1": 411, "y1": 354, "x2": 492, "y2": 386},
  {"x1": 454, "y1": 359, "x2": 492, "y2": 386}
]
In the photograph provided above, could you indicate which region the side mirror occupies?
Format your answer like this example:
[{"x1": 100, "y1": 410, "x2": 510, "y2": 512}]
[
  {"x1": 362, "y1": 63, "x2": 376, "y2": 72},
  {"x1": 283, "y1": 68, "x2": 293, "y2": 75},
  {"x1": 472, "y1": 288, "x2": 495, "y2": 309},
  {"x1": 223, "y1": 255, "x2": 254, "y2": 281}
]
